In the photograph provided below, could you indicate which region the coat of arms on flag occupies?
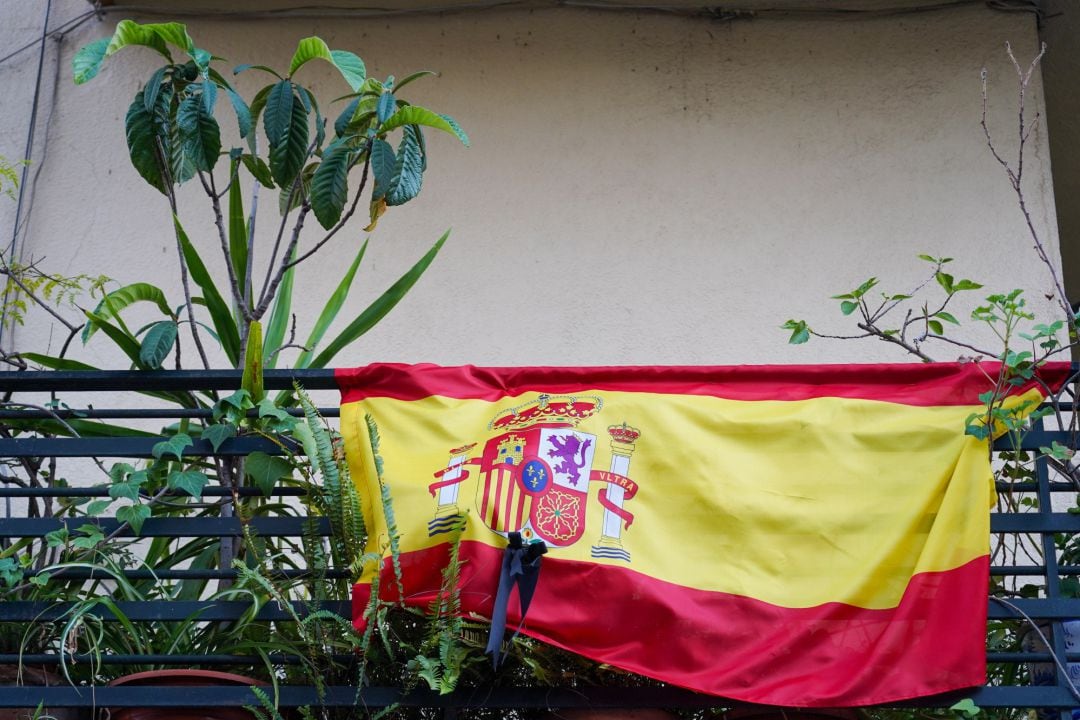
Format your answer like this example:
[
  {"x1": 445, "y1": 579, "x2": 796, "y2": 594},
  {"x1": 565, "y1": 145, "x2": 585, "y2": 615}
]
[{"x1": 426, "y1": 393, "x2": 641, "y2": 561}]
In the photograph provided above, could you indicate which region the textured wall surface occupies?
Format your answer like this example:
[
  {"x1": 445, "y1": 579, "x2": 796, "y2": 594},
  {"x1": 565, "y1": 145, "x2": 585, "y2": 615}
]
[{"x1": 0, "y1": 1, "x2": 1063, "y2": 368}]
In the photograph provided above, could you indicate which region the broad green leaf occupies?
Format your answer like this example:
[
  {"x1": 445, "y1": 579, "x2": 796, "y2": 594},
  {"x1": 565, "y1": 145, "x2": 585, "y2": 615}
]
[
  {"x1": 295, "y1": 242, "x2": 367, "y2": 369},
  {"x1": 137, "y1": 22, "x2": 196, "y2": 53},
  {"x1": 175, "y1": 216, "x2": 242, "y2": 364},
  {"x1": 309, "y1": 230, "x2": 448, "y2": 368},
  {"x1": 142, "y1": 67, "x2": 168, "y2": 113},
  {"x1": 380, "y1": 105, "x2": 469, "y2": 146},
  {"x1": 202, "y1": 423, "x2": 237, "y2": 452},
  {"x1": 200, "y1": 78, "x2": 218, "y2": 115},
  {"x1": 125, "y1": 91, "x2": 169, "y2": 194},
  {"x1": 225, "y1": 87, "x2": 252, "y2": 138},
  {"x1": 287, "y1": 38, "x2": 366, "y2": 91},
  {"x1": 168, "y1": 470, "x2": 209, "y2": 500},
  {"x1": 83, "y1": 283, "x2": 173, "y2": 343},
  {"x1": 376, "y1": 91, "x2": 396, "y2": 124},
  {"x1": 928, "y1": 319, "x2": 944, "y2": 335},
  {"x1": 334, "y1": 97, "x2": 362, "y2": 137},
  {"x1": 328, "y1": 50, "x2": 366, "y2": 91},
  {"x1": 245, "y1": 451, "x2": 293, "y2": 496},
  {"x1": 288, "y1": 37, "x2": 334, "y2": 77},
  {"x1": 152, "y1": 432, "x2": 193, "y2": 461},
  {"x1": 840, "y1": 300, "x2": 858, "y2": 316},
  {"x1": 310, "y1": 141, "x2": 351, "y2": 229},
  {"x1": 264, "y1": 81, "x2": 294, "y2": 147},
  {"x1": 139, "y1": 321, "x2": 178, "y2": 369},
  {"x1": 190, "y1": 47, "x2": 212, "y2": 72},
  {"x1": 263, "y1": 250, "x2": 295, "y2": 370},
  {"x1": 104, "y1": 20, "x2": 173, "y2": 63},
  {"x1": 935, "y1": 272, "x2": 954, "y2": 294},
  {"x1": 177, "y1": 93, "x2": 221, "y2": 173},
  {"x1": 370, "y1": 139, "x2": 395, "y2": 201},
  {"x1": 386, "y1": 125, "x2": 423, "y2": 206},
  {"x1": 269, "y1": 90, "x2": 310, "y2": 188},
  {"x1": 116, "y1": 504, "x2": 152, "y2": 535},
  {"x1": 241, "y1": 154, "x2": 275, "y2": 188},
  {"x1": 83, "y1": 310, "x2": 144, "y2": 368},
  {"x1": 72, "y1": 38, "x2": 110, "y2": 84},
  {"x1": 954, "y1": 279, "x2": 983, "y2": 291}
]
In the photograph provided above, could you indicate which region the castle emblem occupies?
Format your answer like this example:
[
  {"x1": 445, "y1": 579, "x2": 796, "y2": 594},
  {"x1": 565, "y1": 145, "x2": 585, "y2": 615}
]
[{"x1": 427, "y1": 394, "x2": 641, "y2": 562}]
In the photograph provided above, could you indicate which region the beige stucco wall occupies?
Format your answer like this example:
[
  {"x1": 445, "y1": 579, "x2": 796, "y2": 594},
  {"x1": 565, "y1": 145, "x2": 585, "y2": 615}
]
[{"x1": 0, "y1": 1, "x2": 1063, "y2": 368}]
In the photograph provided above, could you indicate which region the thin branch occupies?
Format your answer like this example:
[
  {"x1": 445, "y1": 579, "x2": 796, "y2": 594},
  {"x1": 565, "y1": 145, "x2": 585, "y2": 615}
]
[
  {"x1": 282, "y1": 150, "x2": 372, "y2": 273},
  {"x1": 200, "y1": 170, "x2": 252, "y2": 322},
  {"x1": 155, "y1": 137, "x2": 211, "y2": 370}
]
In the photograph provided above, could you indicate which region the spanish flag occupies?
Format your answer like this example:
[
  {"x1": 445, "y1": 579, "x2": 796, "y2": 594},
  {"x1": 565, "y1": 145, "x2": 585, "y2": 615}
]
[{"x1": 338, "y1": 362, "x2": 1066, "y2": 707}]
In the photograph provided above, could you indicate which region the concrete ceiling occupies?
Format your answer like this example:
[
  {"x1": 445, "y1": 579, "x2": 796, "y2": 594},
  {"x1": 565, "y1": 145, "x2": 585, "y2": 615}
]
[{"x1": 94, "y1": 0, "x2": 1035, "y2": 19}]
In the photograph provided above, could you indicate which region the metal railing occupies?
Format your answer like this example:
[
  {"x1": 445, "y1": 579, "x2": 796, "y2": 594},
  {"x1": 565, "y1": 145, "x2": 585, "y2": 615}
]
[{"x1": 1, "y1": 369, "x2": 1079, "y2": 716}]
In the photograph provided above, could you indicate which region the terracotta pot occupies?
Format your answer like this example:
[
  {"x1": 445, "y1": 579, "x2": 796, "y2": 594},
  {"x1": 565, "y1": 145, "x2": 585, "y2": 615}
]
[
  {"x1": 725, "y1": 709, "x2": 860, "y2": 720},
  {"x1": 548, "y1": 711, "x2": 679, "y2": 720},
  {"x1": 108, "y1": 669, "x2": 265, "y2": 720},
  {"x1": 0, "y1": 664, "x2": 84, "y2": 720}
]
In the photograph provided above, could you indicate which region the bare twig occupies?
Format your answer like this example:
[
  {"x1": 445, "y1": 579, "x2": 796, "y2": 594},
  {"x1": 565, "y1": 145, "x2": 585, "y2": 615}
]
[{"x1": 200, "y1": 170, "x2": 252, "y2": 322}]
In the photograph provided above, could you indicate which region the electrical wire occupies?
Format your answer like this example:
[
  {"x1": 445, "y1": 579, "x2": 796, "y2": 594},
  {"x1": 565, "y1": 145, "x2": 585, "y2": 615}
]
[{"x1": 0, "y1": 7, "x2": 98, "y2": 68}]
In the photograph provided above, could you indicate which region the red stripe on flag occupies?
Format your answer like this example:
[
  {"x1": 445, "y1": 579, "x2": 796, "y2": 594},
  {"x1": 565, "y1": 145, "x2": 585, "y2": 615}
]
[
  {"x1": 353, "y1": 542, "x2": 988, "y2": 707},
  {"x1": 337, "y1": 362, "x2": 1071, "y2": 406}
]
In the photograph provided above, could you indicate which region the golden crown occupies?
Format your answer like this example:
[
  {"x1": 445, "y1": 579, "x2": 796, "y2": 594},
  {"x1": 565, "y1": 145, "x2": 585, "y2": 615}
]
[{"x1": 489, "y1": 394, "x2": 603, "y2": 431}]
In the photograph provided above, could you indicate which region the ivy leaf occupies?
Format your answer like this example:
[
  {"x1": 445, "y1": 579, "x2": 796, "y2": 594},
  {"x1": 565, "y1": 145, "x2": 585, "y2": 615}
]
[
  {"x1": 386, "y1": 125, "x2": 423, "y2": 206},
  {"x1": 782, "y1": 319, "x2": 810, "y2": 345},
  {"x1": 86, "y1": 499, "x2": 112, "y2": 516},
  {"x1": 310, "y1": 140, "x2": 351, "y2": 229},
  {"x1": 203, "y1": 423, "x2": 237, "y2": 452},
  {"x1": 116, "y1": 504, "x2": 152, "y2": 535},
  {"x1": 168, "y1": 469, "x2": 209, "y2": 500},
  {"x1": 152, "y1": 432, "x2": 193, "y2": 461},
  {"x1": 245, "y1": 451, "x2": 294, "y2": 496},
  {"x1": 139, "y1": 321, "x2": 178, "y2": 369},
  {"x1": 949, "y1": 699, "x2": 979, "y2": 718}
]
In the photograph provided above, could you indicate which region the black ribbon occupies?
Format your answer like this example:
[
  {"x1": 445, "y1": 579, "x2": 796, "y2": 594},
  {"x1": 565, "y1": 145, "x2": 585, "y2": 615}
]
[{"x1": 485, "y1": 531, "x2": 547, "y2": 667}]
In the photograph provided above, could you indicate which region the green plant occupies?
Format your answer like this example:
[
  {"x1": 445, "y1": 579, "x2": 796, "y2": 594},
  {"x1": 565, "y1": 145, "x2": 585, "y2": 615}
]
[
  {"x1": 63, "y1": 19, "x2": 466, "y2": 375},
  {"x1": 781, "y1": 43, "x2": 1077, "y2": 720}
]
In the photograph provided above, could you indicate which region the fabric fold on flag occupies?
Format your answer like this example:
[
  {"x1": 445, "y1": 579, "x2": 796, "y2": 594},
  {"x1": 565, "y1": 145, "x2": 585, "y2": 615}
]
[{"x1": 338, "y1": 361, "x2": 1070, "y2": 707}]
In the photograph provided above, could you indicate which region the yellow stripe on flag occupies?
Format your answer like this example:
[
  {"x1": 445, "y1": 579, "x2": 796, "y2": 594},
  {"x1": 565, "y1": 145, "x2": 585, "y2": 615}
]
[{"x1": 342, "y1": 389, "x2": 992, "y2": 611}]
